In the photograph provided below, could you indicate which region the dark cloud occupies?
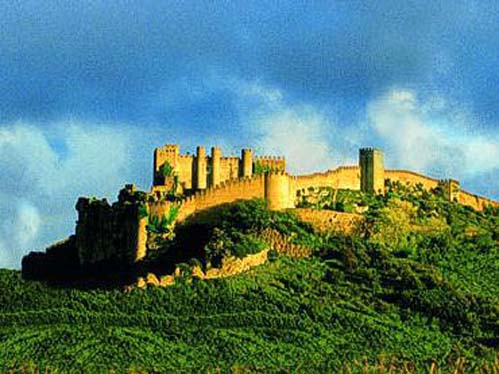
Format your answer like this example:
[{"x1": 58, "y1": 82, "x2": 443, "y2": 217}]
[{"x1": 0, "y1": 1, "x2": 497, "y2": 125}]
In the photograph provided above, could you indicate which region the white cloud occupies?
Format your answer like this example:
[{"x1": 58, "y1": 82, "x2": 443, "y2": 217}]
[
  {"x1": 367, "y1": 88, "x2": 499, "y2": 178},
  {"x1": 11, "y1": 201, "x2": 41, "y2": 249},
  {"x1": 238, "y1": 80, "x2": 283, "y2": 105},
  {"x1": 231, "y1": 80, "x2": 357, "y2": 173},
  {"x1": 253, "y1": 106, "x2": 335, "y2": 173}
]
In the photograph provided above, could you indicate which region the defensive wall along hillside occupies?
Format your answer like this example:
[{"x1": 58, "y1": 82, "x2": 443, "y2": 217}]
[
  {"x1": 148, "y1": 171, "x2": 297, "y2": 223},
  {"x1": 149, "y1": 174, "x2": 266, "y2": 221},
  {"x1": 293, "y1": 166, "x2": 361, "y2": 192},
  {"x1": 384, "y1": 170, "x2": 440, "y2": 190},
  {"x1": 70, "y1": 145, "x2": 498, "y2": 267}
]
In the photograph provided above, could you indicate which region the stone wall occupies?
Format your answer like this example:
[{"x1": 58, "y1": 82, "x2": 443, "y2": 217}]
[
  {"x1": 203, "y1": 248, "x2": 270, "y2": 279},
  {"x1": 260, "y1": 228, "x2": 312, "y2": 258},
  {"x1": 457, "y1": 190, "x2": 499, "y2": 211},
  {"x1": 219, "y1": 157, "x2": 240, "y2": 182},
  {"x1": 177, "y1": 155, "x2": 194, "y2": 189},
  {"x1": 179, "y1": 175, "x2": 266, "y2": 220},
  {"x1": 384, "y1": 170, "x2": 441, "y2": 191},
  {"x1": 152, "y1": 143, "x2": 287, "y2": 192},
  {"x1": 293, "y1": 166, "x2": 361, "y2": 192},
  {"x1": 75, "y1": 196, "x2": 146, "y2": 265},
  {"x1": 292, "y1": 208, "x2": 363, "y2": 234},
  {"x1": 148, "y1": 175, "x2": 266, "y2": 222}
]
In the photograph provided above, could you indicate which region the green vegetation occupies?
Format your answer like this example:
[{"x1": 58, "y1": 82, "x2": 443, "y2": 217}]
[
  {"x1": 297, "y1": 186, "x2": 377, "y2": 212},
  {"x1": 137, "y1": 203, "x2": 149, "y2": 219},
  {"x1": 146, "y1": 206, "x2": 180, "y2": 236},
  {"x1": 159, "y1": 161, "x2": 174, "y2": 178},
  {"x1": 168, "y1": 199, "x2": 314, "y2": 268},
  {"x1": 253, "y1": 161, "x2": 284, "y2": 175},
  {"x1": 145, "y1": 205, "x2": 181, "y2": 252},
  {"x1": 1, "y1": 183, "x2": 498, "y2": 372}
]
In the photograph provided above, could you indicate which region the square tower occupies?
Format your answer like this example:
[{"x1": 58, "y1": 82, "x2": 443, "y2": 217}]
[
  {"x1": 153, "y1": 144, "x2": 179, "y2": 185},
  {"x1": 359, "y1": 148, "x2": 384, "y2": 194}
]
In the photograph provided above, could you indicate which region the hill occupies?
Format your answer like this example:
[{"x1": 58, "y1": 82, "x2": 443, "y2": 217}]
[{"x1": 1, "y1": 182, "x2": 498, "y2": 372}]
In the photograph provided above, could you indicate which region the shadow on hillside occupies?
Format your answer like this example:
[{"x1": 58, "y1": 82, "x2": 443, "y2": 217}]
[
  {"x1": 21, "y1": 241, "x2": 160, "y2": 290},
  {"x1": 21, "y1": 203, "x2": 239, "y2": 290}
]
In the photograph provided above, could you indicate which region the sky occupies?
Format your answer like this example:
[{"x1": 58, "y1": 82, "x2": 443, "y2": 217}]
[{"x1": 0, "y1": 0, "x2": 498, "y2": 268}]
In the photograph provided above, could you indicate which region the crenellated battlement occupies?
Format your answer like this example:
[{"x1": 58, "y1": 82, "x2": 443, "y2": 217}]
[
  {"x1": 153, "y1": 143, "x2": 285, "y2": 192},
  {"x1": 69, "y1": 142, "x2": 498, "y2": 267},
  {"x1": 255, "y1": 155, "x2": 286, "y2": 160}
]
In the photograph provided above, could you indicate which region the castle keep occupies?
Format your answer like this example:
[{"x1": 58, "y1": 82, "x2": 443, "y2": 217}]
[
  {"x1": 71, "y1": 143, "x2": 497, "y2": 267},
  {"x1": 153, "y1": 144, "x2": 285, "y2": 192}
]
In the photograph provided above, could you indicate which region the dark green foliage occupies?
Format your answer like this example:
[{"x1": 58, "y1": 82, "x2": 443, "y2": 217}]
[
  {"x1": 204, "y1": 228, "x2": 267, "y2": 267},
  {"x1": 159, "y1": 161, "x2": 174, "y2": 178},
  {"x1": 297, "y1": 187, "x2": 376, "y2": 211},
  {"x1": 2, "y1": 189, "x2": 498, "y2": 371},
  {"x1": 137, "y1": 203, "x2": 148, "y2": 219},
  {"x1": 169, "y1": 199, "x2": 315, "y2": 267},
  {"x1": 146, "y1": 215, "x2": 169, "y2": 234},
  {"x1": 146, "y1": 205, "x2": 180, "y2": 235},
  {"x1": 267, "y1": 249, "x2": 279, "y2": 262}
]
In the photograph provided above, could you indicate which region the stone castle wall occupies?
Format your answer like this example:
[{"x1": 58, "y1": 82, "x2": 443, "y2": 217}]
[
  {"x1": 177, "y1": 155, "x2": 194, "y2": 189},
  {"x1": 153, "y1": 144, "x2": 286, "y2": 191},
  {"x1": 75, "y1": 196, "x2": 147, "y2": 265},
  {"x1": 73, "y1": 145, "x2": 499, "y2": 267},
  {"x1": 219, "y1": 156, "x2": 240, "y2": 182},
  {"x1": 457, "y1": 190, "x2": 499, "y2": 211},
  {"x1": 384, "y1": 170, "x2": 441, "y2": 191},
  {"x1": 292, "y1": 208, "x2": 363, "y2": 235},
  {"x1": 149, "y1": 174, "x2": 266, "y2": 222},
  {"x1": 259, "y1": 228, "x2": 312, "y2": 258},
  {"x1": 294, "y1": 166, "x2": 361, "y2": 192}
]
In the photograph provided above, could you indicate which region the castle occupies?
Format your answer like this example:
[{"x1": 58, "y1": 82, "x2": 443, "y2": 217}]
[{"x1": 70, "y1": 143, "x2": 497, "y2": 267}]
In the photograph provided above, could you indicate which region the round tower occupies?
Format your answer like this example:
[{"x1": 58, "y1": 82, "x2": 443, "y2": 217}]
[
  {"x1": 241, "y1": 148, "x2": 253, "y2": 178},
  {"x1": 211, "y1": 146, "x2": 221, "y2": 187},
  {"x1": 265, "y1": 172, "x2": 293, "y2": 210},
  {"x1": 196, "y1": 146, "x2": 207, "y2": 190}
]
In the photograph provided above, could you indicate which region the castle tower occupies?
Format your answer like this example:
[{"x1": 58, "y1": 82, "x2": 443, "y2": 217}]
[
  {"x1": 359, "y1": 148, "x2": 385, "y2": 194},
  {"x1": 265, "y1": 172, "x2": 294, "y2": 210},
  {"x1": 153, "y1": 144, "x2": 179, "y2": 185},
  {"x1": 241, "y1": 148, "x2": 253, "y2": 178},
  {"x1": 211, "y1": 146, "x2": 221, "y2": 187},
  {"x1": 195, "y1": 146, "x2": 207, "y2": 190}
]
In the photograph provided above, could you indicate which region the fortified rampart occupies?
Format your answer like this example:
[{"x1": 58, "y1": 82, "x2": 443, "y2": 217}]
[
  {"x1": 292, "y1": 209, "x2": 363, "y2": 235},
  {"x1": 457, "y1": 190, "x2": 498, "y2": 211},
  {"x1": 149, "y1": 174, "x2": 267, "y2": 222},
  {"x1": 69, "y1": 143, "x2": 499, "y2": 267},
  {"x1": 384, "y1": 170, "x2": 441, "y2": 191},
  {"x1": 153, "y1": 144, "x2": 285, "y2": 192},
  {"x1": 294, "y1": 166, "x2": 361, "y2": 192}
]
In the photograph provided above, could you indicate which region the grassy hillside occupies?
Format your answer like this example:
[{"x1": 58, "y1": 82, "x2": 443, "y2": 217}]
[{"x1": 1, "y1": 183, "x2": 498, "y2": 372}]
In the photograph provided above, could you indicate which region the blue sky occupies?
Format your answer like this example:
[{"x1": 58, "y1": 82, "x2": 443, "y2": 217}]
[{"x1": 0, "y1": 0, "x2": 498, "y2": 268}]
